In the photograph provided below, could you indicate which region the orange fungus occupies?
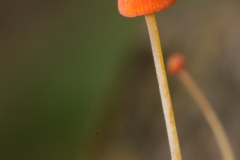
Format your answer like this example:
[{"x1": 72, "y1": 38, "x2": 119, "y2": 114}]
[
  {"x1": 118, "y1": 0, "x2": 176, "y2": 17},
  {"x1": 167, "y1": 53, "x2": 185, "y2": 75}
]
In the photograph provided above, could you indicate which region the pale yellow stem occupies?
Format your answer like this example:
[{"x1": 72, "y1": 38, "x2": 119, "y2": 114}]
[
  {"x1": 145, "y1": 14, "x2": 182, "y2": 160},
  {"x1": 178, "y1": 70, "x2": 235, "y2": 160}
]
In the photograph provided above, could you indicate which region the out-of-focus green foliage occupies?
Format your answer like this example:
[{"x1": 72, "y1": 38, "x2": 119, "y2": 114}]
[{"x1": 0, "y1": 1, "x2": 141, "y2": 159}]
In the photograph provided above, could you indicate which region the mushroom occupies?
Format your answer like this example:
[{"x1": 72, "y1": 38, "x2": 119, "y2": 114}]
[
  {"x1": 167, "y1": 53, "x2": 236, "y2": 160},
  {"x1": 118, "y1": 1, "x2": 181, "y2": 160}
]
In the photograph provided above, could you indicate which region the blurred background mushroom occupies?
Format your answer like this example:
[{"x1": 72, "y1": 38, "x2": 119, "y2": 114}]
[{"x1": 0, "y1": 0, "x2": 240, "y2": 160}]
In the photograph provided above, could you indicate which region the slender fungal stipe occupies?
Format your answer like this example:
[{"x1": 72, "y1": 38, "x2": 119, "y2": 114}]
[
  {"x1": 167, "y1": 53, "x2": 236, "y2": 160},
  {"x1": 118, "y1": 1, "x2": 182, "y2": 160}
]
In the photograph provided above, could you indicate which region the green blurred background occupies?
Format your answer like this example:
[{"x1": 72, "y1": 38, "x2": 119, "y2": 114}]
[{"x1": 1, "y1": 0, "x2": 240, "y2": 160}]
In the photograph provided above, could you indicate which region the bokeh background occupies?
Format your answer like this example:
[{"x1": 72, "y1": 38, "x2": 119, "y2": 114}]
[{"x1": 1, "y1": 0, "x2": 240, "y2": 159}]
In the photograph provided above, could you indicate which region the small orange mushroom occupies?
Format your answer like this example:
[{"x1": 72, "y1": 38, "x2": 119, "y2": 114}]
[
  {"x1": 167, "y1": 53, "x2": 236, "y2": 160},
  {"x1": 118, "y1": 0, "x2": 176, "y2": 17},
  {"x1": 167, "y1": 53, "x2": 185, "y2": 75},
  {"x1": 117, "y1": 0, "x2": 181, "y2": 159}
]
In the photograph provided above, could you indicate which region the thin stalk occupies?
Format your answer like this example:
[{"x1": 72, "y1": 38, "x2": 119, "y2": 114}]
[
  {"x1": 178, "y1": 70, "x2": 235, "y2": 160},
  {"x1": 145, "y1": 14, "x2": 182, "y2": 160}
]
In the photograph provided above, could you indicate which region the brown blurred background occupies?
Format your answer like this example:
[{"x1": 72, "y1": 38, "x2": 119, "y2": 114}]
[{"x1": 0, "y1": 0, "x2": 240, "y2": 160}]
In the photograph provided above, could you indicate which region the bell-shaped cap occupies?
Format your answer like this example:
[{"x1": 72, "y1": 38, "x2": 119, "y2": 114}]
[
  {"x1": 118, "y1": 0, "x2": 176, "y2": 17},
  {"x1": 167, "y1": 53, "x2": 185, "y2": 75}
]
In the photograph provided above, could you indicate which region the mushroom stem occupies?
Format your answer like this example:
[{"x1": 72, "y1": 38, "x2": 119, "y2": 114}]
[
  {"x1": 178, "y1": 70, "x2": 235, "y2": 160},
  {"x1": 145, "y1": 14, "x2": 182, "y2": 160}
]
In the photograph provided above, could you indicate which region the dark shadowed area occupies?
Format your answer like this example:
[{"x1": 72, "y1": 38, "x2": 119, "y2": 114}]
[{"x1": 0, "y1": 0, "x2": 240, "y2": 160}]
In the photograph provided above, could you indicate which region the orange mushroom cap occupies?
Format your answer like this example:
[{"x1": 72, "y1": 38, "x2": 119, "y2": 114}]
[
  {"x1": 167, "y1": 53, "x2": 185, "y2": 75},
  {"x1": 118, "y1": 0, "x2": 176, "y2": 17}
]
